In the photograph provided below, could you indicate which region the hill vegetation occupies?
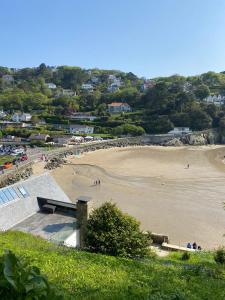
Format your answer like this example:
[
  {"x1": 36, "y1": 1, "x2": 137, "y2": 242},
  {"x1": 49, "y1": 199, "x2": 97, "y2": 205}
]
[
  {"x1": 2, "y1": 65, "x2": 225, "y2": 137},
  {"x1": 0, "y1": 231, "x2": 225, "y2": 299}
]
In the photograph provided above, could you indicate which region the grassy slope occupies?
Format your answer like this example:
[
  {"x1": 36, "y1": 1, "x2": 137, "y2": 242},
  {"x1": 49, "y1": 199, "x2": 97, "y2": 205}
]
[{"x1": 0, "y1": 231, "x2": 225, "y2": 300}]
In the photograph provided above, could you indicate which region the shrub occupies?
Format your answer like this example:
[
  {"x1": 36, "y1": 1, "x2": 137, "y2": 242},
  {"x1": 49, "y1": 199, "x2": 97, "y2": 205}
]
[
  {"x1": 85, "y1": 202, "x2": 152, "y2": 258},
  {"x1": 181, "y1": 251, "x2": 190, "y2": 261},
  {"x1": 0, "y1": 250, "x2": 63, "y2": 300},
  {"x1": 214, "y1": 247, "x2": 225, "y2": 264}
]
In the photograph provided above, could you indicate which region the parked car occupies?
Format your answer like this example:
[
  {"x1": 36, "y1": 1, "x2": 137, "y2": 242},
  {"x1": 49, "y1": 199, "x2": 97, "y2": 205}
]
[
  {"x1": 4, "y1": 162, "x2": 13, "y2": 169},
  {"x1": 12, "y1": 148, "x2": 24, "y2": 156},
  {"x1": 20, "y1": 154, "x2": 28, "y2": 161}
]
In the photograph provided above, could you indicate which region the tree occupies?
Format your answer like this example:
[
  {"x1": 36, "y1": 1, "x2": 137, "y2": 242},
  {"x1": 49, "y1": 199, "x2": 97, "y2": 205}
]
[
  {"x1": 113, "y1": 123, "x2": 145, "y2": 136},
  {"x1": 85, "y1": 202, "x2": 151, "y2": 258},
  {"x1": 194, "y1": 84, "x2": 210, "y2": 100},
  {"x1": 189, "y1": 110, "x2": 212, "y2": 130}
]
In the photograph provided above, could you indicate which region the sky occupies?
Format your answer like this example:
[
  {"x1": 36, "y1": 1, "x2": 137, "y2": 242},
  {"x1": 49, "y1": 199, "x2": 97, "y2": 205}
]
[{"x1": 1, "y1": 0, "x2": 225, "y2": 78}]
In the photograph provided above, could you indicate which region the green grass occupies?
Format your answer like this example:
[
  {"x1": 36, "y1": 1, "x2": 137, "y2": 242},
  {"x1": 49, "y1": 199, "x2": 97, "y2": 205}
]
[
  {"x1": 0, "y1": 155, "x2": 14, "y2": 165},
  {"x1": 0, "y1": 231, "x2": 225, "y2": 300}
]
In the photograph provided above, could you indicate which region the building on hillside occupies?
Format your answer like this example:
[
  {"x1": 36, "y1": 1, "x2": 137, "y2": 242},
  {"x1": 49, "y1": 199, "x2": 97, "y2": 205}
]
[
  {"x1": 69, "y1": 124, "x2": 94, "y2": 135},
  {"x1": 107, "y1": 102, "x2": 132, "y2": 113},
  {"x1": 168, "y1": 127, "x2": 192, "y2": 135},
  {"x1": 62, "y1": 89, "x2": 76, "y2": 97},
  {"x1": 69, "y1": 113, "x2": 97, "y2": 121},
  {"x1": 2, "y1": 74, "x2": 14, "y2": 82},
  {"x1": 203, "y1": 94, "x2": 225, "y2": 106},
  {"x1": 81, "y1": 83, "x2": 94, "y2": 92},
  {"x1": 91, "y1": 76, "x2": 99, "y2": 84},
  {"x1": 46, "y1": 82, "x2": 57, "y2": 89},
  {"x1": 0, "y1": 110, "x2": 7, "y2": 119},
  {"x1": 12, "y1": 113, "x2": 32, "y2": 122},
  {"x1": 53, "y1": 135, "x2": 73, "y2": 145},
  {"x1": 29, "y1": 133, "x2": 50, "y2": 142},
  {"x1": 108, "y1": 74, "x2": 117, "y2": 81},
  {"x1": 140, "y1": 80, "x2": 155, "y2": 92}
]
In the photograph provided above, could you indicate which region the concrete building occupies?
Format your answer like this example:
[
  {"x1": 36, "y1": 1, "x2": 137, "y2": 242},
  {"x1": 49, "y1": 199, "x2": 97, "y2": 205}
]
[
  {"x1": 168, "y1": 127, "x2": 192, "y2": 135},
  {"x1": 69, "y1": 113, "x2": 97, "y2": 121},
  {"x1": 46, "y1": 82, "x2": 57, "y2": 89},
  {"x1": 69, "y1": 124, "x2": 94, "y2": 135},
  {"x1": 203, "y1": 94, "x2": 225, "y2": 106},
  {"x1": 0, "y1": 174, "x2": 94, "y2": 248},
  {"x1": 29, "y1": 133, "x2": 50, "y2": 142},
  {"x1": 12, "y1": 113, "x2": 32, "y2": 122},
  {"x1": 107, "y1": 102, "x2": 131, "y2": 113},
  {"x1": 2, "y1": 74, "x2": 14, "y2": 82},
  {"x1": 81, "y1": 83, "x2": 94, "y2": 92}
]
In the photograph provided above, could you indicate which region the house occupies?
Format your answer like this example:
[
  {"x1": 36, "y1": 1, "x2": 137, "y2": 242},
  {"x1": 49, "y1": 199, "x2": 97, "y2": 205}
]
[
  {"x1": 68, "y1": 125, "x2": 94, "y2": 135},
  {"x1": 0, "y1": 110, "x2": 7, "y2": 119},
  {"x1": 46, "y1": 82, "x2": 57, "y2": 89},
  {"x1": 168, "y1": 127, "x2": 192, "y2": 135},
  {"x1": 107, "y1": 102, "x2": 132, "y2": 113},
  {"x1": 91, "y1": 76, "x2": 99, "y2": 84},
  {"x1": 62, "y1": 89, "x2": 76, "y2": 96},
  {"x1": 29, "y1": 133, "x2": 50, "y2": 142},
  {"x1": 81, "y1": 83, "x2": 94, "y2": 92},
  {"x1": 140, "y1": 80, "x2": 155, "y2": 92},
  {"x1": 53, "y1": 135, "x2": 72, "y2": 145},
  {"x1": 2, "y1": 74, "x2": 14, "y2": 82},
  {"x1": 203, "y1": 94, "x2": 225, "y2": 106},
  {"x1": 108, "y1": 74, "x2": 117, "y2": 81},
  {"x1": 108, "y1": 83, "x2": 120, "y2": 93},
  {"x1": 69, "y1": 113, "x2": 97, "y2": 121},
  {"x1": 12, "y1": 113, "x2": 32, "y2": 122}
]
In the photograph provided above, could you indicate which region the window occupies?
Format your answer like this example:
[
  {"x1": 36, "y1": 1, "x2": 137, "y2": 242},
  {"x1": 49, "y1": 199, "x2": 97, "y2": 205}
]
[{"x1": 18, "y1": 186, "x2": 29, "y2": 198}]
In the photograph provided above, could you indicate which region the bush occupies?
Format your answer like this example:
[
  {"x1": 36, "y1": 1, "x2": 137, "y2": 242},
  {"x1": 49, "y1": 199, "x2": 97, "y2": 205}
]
[
  {"x1": 214, "y1": 247, "x2": 225, "y2": 264},
  {"x1": 85, "y1": 202, "x2": 151, "y2": 258},
  {"x1": 113, "y1": 123, "x2": 145, "y2": 136},
  {"x1": 0, "y1": 250, "x2": 62, "y2": 300},
  {"x1": 181, "y1": 252, "x2": 190, "y2": 261}
]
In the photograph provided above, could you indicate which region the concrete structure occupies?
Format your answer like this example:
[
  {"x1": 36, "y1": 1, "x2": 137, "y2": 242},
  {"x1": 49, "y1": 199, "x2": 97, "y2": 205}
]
[
  {"x1": 107, "y1": 102, "x2": 131, "y2": 113},
  {"x1": 2, "y1": 74, "x2": 14, "y2": 82},
  {"x1": 76, "y1": 196, "x2": 92, "y2": 247},
  {"x1": 29, "y1": 133, "x2": 50, "y2": 142},
  {"x1": 81, "y1": 83, "x2": 94, "y2": 92},
  {"x1": 168, "y1": 127, "x2": 192, "y2": 135},
  {"x1": 203, "y1": 94, "x2": 225, "y2": 106},
  {"x1": 69, "y1": 113, "x2": 97, "y2": 121},
  {"x1": 62, "y1": 89, "x2": 76, "y2": 96},
  {"x1": 69, "y1": 124, "x2": 94, "y2": 135},
  {"x1": 46, "y1": 82, "x2": 57, "y2": 89},
  {"x1": 0, "y1": 173, "x2": 93, "y2": 248},
  {"x1": 12, "y1": 113, "x2": 32, "y2": 122}
]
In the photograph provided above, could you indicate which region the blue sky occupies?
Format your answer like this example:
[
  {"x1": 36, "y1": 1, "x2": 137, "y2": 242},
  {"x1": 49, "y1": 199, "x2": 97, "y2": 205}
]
[{"x1": 1, "y1": 0, "x2": 225, "y2": 78}]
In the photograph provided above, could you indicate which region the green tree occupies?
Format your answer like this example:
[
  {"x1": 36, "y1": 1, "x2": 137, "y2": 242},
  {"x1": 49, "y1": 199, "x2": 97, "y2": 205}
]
[
  {"x1": 194, "y1": 84, "x2": 210, "y2": 100},
  {"x1": 85, "y1": 202, "x2": 151, "y2": 258}
]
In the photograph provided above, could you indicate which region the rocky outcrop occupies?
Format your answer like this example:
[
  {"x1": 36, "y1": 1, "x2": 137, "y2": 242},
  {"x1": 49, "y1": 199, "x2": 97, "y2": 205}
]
[
  {"x1": 0, "y1": 167, "x2": 33, "y2": 188},
  {"x1": 165, "y1": 138, "x2": 183, "y2": 146}
]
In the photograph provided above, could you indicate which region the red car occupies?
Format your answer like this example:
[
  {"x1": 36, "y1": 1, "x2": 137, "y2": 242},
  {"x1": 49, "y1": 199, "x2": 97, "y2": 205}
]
[{"x1": 20, "y1": 155, "x2": 28, "y2": 161}]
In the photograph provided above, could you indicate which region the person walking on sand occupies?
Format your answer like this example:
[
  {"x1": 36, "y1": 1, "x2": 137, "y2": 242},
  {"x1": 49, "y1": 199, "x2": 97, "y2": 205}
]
[{"x1": 98, "y1": 179, "x2": 101, "y2": 185}]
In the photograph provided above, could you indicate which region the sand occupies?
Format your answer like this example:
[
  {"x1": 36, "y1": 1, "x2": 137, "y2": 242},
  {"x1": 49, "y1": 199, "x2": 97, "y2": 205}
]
[{"x1": 51, "y1": 145, "x2": 225, "y2": 249}]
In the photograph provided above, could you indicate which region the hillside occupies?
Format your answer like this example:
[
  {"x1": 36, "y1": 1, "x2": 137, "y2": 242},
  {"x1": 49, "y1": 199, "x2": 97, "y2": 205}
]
[
  {"x1": 1, "y1": 65, "x2": 225, "y2": 138},
  {"x1": 0, "y1": 231, "x2": 225, "y2": 299}
]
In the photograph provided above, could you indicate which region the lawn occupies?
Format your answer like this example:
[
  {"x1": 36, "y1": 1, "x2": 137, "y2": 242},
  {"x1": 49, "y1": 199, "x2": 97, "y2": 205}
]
[{"x1": 0, "y1": 231, "x2": 225, "y2": 299}]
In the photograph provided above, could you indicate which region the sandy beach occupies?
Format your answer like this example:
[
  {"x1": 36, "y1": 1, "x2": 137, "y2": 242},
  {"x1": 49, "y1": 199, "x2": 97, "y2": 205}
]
[{"x1": 51, "y1": 145, "x2": 225, "y2": 249}]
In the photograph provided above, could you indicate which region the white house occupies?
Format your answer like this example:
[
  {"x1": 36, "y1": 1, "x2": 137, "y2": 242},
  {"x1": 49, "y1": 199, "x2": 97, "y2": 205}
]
[
  {"x1": 46, "y1": 82, "x2": 57, "y2": 89},
  {"x1": 107, "y1": 102, "x2": 131, "y2": 113},
  {"x1": 203, "y1": 94, "x2": 225, "y2": 106},
  {"x1": 12, "y1": 113, "x2": 32, "y2": 122},
  {"x1": 168, "y1": 127, "x2": 192, "y2": 135},
  {"x1": 0, "y1": 110, "x2": 7, "y2": 119},
  {"x1": 69, "y1": 125, "x2": 94, "y2": 135},
  {"x1": 69, "y1": 113, "x2": 97, "y2": 121},
  {"x1": 2, "y1": 74, "x2": 14, "y2": 82},
  {"x1": 81, "y1": 83, "x2": 94, "y2": 92},
  {"x1": 62, "y1": 89, "x2": 76, "y2": 97},
  {"x1": 91, "y1": 76, "x2": 99, "y2": 84}
]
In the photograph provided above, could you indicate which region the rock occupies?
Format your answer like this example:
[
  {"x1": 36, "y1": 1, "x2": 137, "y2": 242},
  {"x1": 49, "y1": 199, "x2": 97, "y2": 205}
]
[{"x1": 165, "y1": 138, "x2": 183, "y2": 146}]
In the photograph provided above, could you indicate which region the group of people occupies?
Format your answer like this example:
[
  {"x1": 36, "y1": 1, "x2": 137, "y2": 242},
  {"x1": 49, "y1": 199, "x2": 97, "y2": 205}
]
[
  {"x1": 94, "y1": 179, "x2": 101, "y2": 186},
  {"x1": 187, "y1": 242, "x2": 202, "y2": 250}
]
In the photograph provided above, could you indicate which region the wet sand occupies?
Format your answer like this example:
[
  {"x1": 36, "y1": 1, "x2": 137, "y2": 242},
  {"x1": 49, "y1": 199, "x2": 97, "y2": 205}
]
[{"x1": 52, "y1": 146, "x2": 225, "y2": 249}]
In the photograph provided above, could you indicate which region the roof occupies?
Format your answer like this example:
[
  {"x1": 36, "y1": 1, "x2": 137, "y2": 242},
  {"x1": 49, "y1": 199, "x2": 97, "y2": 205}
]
[
  {"x1": 69, "y1": 124, "x2": 93, "y2": 128},
  {"x1": 108, "y1": 102, "x2": 130, "y2": 107},
  {"x1": 29, "y1": 133, "x2": 50, "y2": 139}
]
